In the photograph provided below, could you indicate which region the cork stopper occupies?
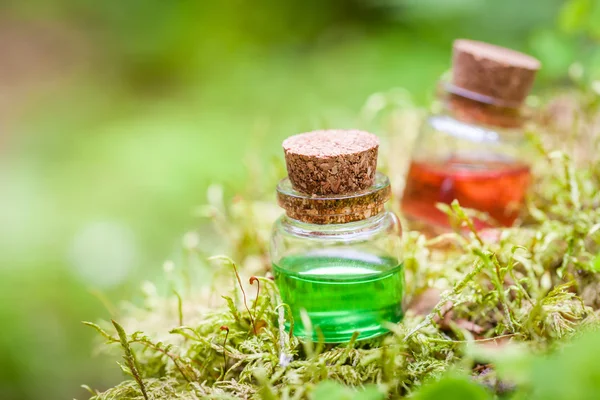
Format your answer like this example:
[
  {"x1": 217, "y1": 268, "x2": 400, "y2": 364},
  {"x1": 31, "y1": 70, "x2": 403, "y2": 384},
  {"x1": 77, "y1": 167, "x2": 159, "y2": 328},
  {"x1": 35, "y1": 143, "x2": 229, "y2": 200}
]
[
  {"x1": 282, "y1": 129, "x2": 379, "y2": 196},
  {"x1": 451, "y1": 39, "x2": 540, "y2": 107}
]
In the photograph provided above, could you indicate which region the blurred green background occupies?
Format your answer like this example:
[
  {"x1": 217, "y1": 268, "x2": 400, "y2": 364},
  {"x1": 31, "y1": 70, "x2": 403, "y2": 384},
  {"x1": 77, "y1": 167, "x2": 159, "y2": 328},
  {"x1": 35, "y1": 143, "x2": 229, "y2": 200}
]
[{"x1": 0, "y1": 0, "x2": 598, "y2": 399}]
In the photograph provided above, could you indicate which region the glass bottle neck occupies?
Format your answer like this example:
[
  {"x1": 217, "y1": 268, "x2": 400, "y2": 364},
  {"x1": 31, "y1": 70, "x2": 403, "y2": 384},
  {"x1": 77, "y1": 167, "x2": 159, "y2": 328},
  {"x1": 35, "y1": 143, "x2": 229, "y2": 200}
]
[
  {"x1": 437, "y1": 83, "x2": 525, "y2": 129},
  {"x1": 276, "y1": 172, "x2": 391, "y2": 225},
  {"x1": 279, "y1": 211, "x2": 390, "y2": 238},
  {"x1": 444, "y1": 93, "x2": 524, "y2": 129}
]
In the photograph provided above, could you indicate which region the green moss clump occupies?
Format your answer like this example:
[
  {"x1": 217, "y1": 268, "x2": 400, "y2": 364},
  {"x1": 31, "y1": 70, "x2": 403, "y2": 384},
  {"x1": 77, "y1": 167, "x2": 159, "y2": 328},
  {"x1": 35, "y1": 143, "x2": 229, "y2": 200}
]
[{"x1": 82, "y1": 89, "x2": 600, "y2": 399}]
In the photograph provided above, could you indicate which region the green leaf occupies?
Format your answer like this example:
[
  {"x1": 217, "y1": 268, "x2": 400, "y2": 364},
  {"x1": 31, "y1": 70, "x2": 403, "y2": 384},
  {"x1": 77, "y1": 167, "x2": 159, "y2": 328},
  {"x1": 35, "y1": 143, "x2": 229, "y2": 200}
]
[
  {"x1": 528, "y1": 330, "x2": 600, "y2": 399},
  {"x1": 311, "y1": 381, "x2": 385, "y2": 400},
  {"x1": 591, "y1": 253, "x2": 600, "y2": 272},
  {"x1": 312, "y1": 381, "x2": 353, "y2": 400},
  {"x1": 413, "y1": 375, "x2": 492, "y2": 400},
  {"x1": 355, "y1": 385, "x2": 385, "y2": 400}
]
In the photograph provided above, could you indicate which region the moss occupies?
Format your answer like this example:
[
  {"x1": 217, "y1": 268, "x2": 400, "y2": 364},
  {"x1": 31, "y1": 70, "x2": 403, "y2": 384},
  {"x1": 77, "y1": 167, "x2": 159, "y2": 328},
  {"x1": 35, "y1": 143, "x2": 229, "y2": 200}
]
[{"x1": 83, "y1": 89, "x2": 600, "y2": 399}]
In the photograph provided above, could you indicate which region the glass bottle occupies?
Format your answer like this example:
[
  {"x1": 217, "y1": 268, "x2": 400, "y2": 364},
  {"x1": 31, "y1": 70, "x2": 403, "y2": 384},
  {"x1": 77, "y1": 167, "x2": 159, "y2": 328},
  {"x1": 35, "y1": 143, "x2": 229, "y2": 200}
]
[
  {"x1": 271, "y1": 130, "x2": 403, "y2": 343},
  {"x1": 401, "y1": 39, "x2": 541, "y2": 233}
]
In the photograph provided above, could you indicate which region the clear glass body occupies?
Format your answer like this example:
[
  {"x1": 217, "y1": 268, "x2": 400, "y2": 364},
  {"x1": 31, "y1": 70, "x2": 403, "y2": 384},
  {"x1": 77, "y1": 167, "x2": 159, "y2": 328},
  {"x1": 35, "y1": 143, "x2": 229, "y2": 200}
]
[
  {"x1": 401, "y1": 95, "x2": 531, "y2": 231},
  {"x1": 270, "y1": 211, "x2": 403, "y2": 343}
]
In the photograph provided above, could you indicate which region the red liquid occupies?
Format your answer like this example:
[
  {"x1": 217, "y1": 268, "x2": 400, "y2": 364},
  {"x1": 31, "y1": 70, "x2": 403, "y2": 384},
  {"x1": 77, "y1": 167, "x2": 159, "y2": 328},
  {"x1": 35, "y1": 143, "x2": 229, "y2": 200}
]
[{"x1": 401, "y1": 158, "x2": 531, "y2": 230}]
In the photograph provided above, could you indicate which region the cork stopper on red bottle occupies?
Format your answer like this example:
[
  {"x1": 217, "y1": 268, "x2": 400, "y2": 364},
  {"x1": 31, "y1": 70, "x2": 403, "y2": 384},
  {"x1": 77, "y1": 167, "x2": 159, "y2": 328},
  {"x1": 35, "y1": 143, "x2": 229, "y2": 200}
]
[
  {"x1": 282, "y1": 129, "x2": 379, "y2": 196},
  {"x1": 451, "y1": 39, "x2": 541, "y2": 107}
]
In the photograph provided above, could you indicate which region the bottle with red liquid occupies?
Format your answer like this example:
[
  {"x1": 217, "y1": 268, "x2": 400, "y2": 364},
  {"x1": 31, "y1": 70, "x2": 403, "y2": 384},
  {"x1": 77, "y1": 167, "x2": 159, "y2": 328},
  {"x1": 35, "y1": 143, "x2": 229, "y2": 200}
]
[{"x1": 401, "y1": 39, "x2": 541, "y2": 233}]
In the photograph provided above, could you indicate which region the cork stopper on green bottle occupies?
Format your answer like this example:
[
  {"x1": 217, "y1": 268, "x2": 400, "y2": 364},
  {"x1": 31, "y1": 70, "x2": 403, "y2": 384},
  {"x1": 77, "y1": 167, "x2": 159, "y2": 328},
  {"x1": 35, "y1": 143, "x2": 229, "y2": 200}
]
[
  {"x1": 278, "y1": 129, "x2": 390, "y2": 224},
  {"x1": 282, "y1": 129, "x2": 379, "y2": 196}
]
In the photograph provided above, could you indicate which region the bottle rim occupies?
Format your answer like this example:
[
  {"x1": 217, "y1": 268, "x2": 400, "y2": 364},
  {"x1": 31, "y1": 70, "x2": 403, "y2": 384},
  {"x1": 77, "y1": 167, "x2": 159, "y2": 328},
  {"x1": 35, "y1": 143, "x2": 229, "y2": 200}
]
[
  {"x1": 276, "y1": 172, "x2": 391, "y2": 224},
  {"x1": 442, "y1": 81, "x2": 523, "y2": 110}
]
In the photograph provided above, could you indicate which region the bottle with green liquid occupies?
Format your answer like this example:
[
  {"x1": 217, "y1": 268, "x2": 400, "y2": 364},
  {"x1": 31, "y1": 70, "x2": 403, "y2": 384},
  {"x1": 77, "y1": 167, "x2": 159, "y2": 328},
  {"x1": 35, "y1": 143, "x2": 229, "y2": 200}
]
[{"x1": 271, "y1": 129, "x2": 404, "y2": 343}]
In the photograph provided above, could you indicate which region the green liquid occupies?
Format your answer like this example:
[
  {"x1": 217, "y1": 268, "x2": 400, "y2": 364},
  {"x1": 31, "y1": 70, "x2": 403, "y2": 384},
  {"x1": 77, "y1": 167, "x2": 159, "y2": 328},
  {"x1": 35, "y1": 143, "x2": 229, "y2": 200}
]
[{"x1": 273, "y1": 250, "x2": 404, "y2": 343}]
